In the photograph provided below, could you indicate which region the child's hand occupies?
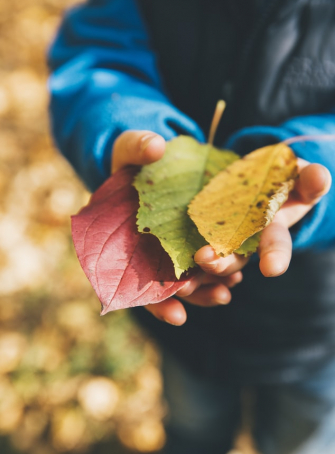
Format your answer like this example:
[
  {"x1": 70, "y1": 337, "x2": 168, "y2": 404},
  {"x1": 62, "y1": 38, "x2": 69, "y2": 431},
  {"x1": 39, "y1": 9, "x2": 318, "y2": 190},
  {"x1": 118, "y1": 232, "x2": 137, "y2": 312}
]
[
  {"x1": 112, "y1": 130, "x2": 166, "y2": 172},
  {"x1": 257, "y1": 158, "x2": 331, "y2": 277},
  {"x1": 192, "y1": 159, "x2": 331, "y2": 285},
  {"x1": 112, "y1": 131, "x2": 331, "y2": 326}
]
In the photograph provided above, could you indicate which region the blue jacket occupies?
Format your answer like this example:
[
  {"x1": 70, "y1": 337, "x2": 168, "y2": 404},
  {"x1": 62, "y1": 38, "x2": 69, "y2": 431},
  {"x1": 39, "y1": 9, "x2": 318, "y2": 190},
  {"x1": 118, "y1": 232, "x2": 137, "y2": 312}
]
[
  {"x1": 49, "y1": 0, "x2": 335, "y2": 383},
  {"x1": 48, "y1": 0, "x2": 335, "y2": 253}
]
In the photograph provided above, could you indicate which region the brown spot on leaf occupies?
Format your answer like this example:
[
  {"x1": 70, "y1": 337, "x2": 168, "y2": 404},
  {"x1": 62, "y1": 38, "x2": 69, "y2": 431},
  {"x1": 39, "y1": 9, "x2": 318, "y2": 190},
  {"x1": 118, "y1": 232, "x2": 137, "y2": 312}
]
[
  {"x1": 216, "y1": 220, "x2": 226, "y2": 225},
  {"x1": 242, "y1": 180, "x2": 249, "y2": 186},
  {"x1": 238, "y1": 173, "x2": 245, "y2": 178},
  {"x1": 256, "y1": 201, "x2": 265, "y2": 208},
  {"x1": 146, "y1": 179, "x2": 154, "y2": 185},
  {"x1": 143, "y1": 227, "x2": 151, "y2": 233},
  {"x1": 143, "y1": 202, "x2": 153, "y2": 210}
]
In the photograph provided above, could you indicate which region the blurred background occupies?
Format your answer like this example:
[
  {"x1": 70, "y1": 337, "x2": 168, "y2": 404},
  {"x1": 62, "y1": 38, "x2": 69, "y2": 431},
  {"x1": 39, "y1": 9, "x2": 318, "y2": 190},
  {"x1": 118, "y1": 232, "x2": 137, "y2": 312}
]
[
  {"x1": 0, "y1": 0, "x2": 167, "y2": 452},
  {"x1": 0, "y1": 1, "x2": 257, "y2": 453}
]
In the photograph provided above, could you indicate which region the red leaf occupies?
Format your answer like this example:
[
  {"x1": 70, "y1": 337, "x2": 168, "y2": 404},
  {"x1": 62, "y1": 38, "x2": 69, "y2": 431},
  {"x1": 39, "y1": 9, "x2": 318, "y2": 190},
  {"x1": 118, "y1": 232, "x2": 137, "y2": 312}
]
[{"x1": 71, "y1": 166, "x2": 192, "y2": 314}]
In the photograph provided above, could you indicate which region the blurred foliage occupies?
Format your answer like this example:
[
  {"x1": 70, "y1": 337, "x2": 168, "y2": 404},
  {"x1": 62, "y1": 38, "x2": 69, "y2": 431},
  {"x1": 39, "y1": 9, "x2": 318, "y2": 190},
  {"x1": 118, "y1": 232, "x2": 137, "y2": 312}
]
[{"x1": 0, "y1": 1, "x2": 166, "y2": 453}]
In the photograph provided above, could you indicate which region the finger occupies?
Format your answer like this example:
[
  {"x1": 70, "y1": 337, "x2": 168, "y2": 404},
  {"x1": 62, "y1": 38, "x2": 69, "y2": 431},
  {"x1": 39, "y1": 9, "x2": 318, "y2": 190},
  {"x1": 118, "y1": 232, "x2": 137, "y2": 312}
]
[
  {"x1": 181, "y1": 283, "x2": 232, "y2": 307},
  {"x1": 194, "y1": 245, "x2": 249, "y2": 276},
  {"x1": 145, "y1": 298, "x2": 187, "y2": 326},
  {"x1": 112, "y1": 130, "x2": 166, "y2": 173},
  {"x1": 294, "y1": 162, "x2": 331, "y2": 204},
  {"x1": 220, "y1": 271, "x2": 243, "y2": 288},
  {"x1": 280, "y1": 163, "x2": 331, "y2": 227},
  {"x1": 258, "y1": 219, "x2": 292, "y2": 277},
  {"x1": 176, "y1": 271, "x2": 243, "y2": 298},
  {"x1": 201, "y1": 271, "x2": 243, "y2": 288}
]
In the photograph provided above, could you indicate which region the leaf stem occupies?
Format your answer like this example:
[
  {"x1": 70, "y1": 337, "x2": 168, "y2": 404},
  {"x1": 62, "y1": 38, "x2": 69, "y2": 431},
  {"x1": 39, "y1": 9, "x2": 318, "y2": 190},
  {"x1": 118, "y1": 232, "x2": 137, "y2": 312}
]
[
  {"x1": 283, "y1": 134, "x2": 335, "y2": 146},
  {"x1": 208, "y1": 100, "x2": 226, "y2": 145}
]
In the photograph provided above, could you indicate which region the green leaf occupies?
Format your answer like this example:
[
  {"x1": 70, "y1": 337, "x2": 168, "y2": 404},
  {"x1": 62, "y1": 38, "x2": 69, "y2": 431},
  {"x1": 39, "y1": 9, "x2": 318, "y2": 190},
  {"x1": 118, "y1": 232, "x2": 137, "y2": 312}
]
[
  {"x1": 235, "y1": 232, "x2": 262, "y2": 257},
  {"x1": 133, "y1": 136, "x2": 239, "y2": 278}
]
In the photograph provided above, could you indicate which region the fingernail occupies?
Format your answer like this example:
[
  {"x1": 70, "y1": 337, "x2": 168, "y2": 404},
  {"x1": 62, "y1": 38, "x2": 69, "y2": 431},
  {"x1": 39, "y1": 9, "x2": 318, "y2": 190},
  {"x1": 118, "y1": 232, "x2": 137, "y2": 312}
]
[
  {"x1": 163, "y1": 316, "x2": 184, "y2": 326},
  {"x1": 195, "y1": 247, "x2": 217, "y2": 263},
  {"x1": 176, "y1": 281, "x2": 192, "y2": 297},
  {"x1": 321, "y1": 167, "x2": 332, "y2": 193},
  {"x1": 140, "y1": 133, "x2": 157, "y2": 153},
  {"x1": 163, "y1": 310, "x2": 187, "y2": 326},
  {"x1": 267, "y1": 263, "x2": 288, "y2": 277},
  {"x1": 313, "y1": 167, "x2": 332, "y2": 202},
  {"x1": 216, "y1": 293, "x2": 231, "y2": 305}
]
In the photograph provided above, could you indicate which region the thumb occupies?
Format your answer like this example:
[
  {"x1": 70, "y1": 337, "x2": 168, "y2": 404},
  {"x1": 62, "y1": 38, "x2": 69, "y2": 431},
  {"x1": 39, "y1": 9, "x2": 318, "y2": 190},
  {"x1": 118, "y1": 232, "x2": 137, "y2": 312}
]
[
  {"x1": 294, "y1": 162, "x2": 331, "y2": 205},
  {"x1": 112, "y1": 130, "x2": 165, "y2": 173},
  {"x1": 279, "y1": 161, "x2": 332, "y2": 228}
]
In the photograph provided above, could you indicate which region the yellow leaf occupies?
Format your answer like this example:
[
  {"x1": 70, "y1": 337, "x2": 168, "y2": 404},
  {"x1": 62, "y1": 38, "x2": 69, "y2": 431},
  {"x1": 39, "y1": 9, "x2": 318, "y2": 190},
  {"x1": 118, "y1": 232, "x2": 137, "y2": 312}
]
[{"x1": 188, "y1": 143, "x2": 298, "y2": 257}]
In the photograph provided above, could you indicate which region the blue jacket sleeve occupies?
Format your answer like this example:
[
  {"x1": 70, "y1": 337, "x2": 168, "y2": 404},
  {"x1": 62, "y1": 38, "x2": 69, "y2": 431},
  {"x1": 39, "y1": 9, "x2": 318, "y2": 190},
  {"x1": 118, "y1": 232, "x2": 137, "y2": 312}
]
[
  {"x1": 48, "y1": 0, "x2": 204, "y2": 192},
  {"x1": 225, "y1": 114, "x2": 335, "y2": 251}
]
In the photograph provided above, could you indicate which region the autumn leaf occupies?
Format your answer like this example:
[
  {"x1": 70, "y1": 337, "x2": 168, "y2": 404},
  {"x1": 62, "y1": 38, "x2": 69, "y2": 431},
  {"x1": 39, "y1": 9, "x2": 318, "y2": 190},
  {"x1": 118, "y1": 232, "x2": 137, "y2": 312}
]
[
  {"x1": 188, "y1": 143, "x2": 298, "y2": 257},
  {"x1": 71, "y1": 166, "x2": 192, "y2": 314},
  {"x1": 134, "y1": 136, "x2": 238, "y2": 278},
  {"x1": 234, "y1": 232, "x2": 262, "y2": 257}
]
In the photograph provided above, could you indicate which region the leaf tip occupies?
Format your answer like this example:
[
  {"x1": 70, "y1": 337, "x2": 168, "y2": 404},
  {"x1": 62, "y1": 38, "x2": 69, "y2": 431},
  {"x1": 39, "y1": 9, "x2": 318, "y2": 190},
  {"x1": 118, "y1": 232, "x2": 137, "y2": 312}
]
[{"x1": 100, "y1": 304, "x2": 108, "y2": 316}]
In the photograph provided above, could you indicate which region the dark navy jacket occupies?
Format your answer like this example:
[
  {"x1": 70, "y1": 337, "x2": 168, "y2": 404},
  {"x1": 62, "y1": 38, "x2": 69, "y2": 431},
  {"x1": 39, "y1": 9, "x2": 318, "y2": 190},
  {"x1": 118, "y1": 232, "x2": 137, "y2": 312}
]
[{"x1": 49, "y1": 0, "x2": 335, "y2": 383}]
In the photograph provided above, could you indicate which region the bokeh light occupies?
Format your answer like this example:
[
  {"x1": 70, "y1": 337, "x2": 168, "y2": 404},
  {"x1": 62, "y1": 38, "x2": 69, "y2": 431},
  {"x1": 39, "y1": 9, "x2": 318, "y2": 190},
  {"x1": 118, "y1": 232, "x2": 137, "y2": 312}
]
[
  {"x1": 0, "y1": 1, "x2": 259, "y2": 452},
  {"x1": 0, "y1": 1, "x2": 166, "y2": 453}
]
